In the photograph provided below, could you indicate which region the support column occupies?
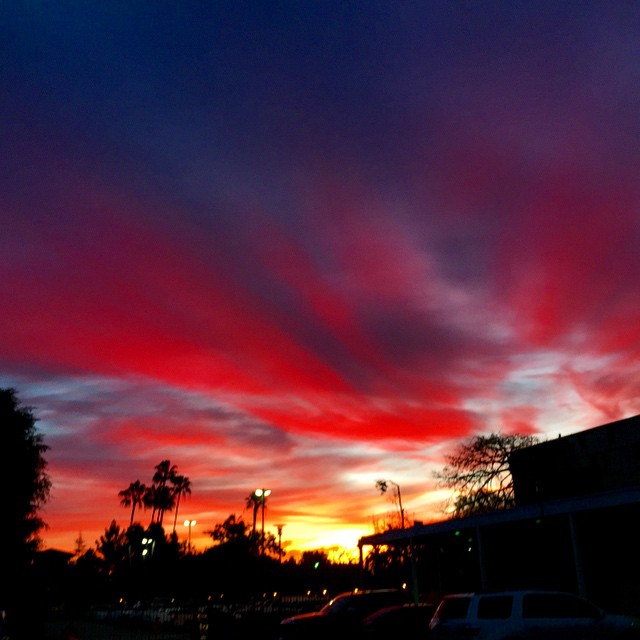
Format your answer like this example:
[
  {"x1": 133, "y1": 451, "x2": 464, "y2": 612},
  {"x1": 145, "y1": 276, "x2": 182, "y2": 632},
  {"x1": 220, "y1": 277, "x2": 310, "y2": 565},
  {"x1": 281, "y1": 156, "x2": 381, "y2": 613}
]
[{"x1": 568, "y1": 513, "x2": 587, "y2": 597}]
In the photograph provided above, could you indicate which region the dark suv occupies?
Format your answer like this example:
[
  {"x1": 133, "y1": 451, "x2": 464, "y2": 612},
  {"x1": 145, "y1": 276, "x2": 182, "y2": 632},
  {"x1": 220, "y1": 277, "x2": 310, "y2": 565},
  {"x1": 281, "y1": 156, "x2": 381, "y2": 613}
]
[{"x1": 278, "y1": 588, "x2": 413, "y2": 639}]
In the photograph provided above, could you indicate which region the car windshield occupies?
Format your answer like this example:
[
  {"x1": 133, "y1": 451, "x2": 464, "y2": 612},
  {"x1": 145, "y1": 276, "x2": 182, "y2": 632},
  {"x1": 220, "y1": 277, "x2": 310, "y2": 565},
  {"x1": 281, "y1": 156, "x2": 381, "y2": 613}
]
[
  {"x1": 437, "y1": 597, "x2": 471, "y2": 621},
  {"x1": 320, "y1": 595, "x2": 352, "y2": 615}
]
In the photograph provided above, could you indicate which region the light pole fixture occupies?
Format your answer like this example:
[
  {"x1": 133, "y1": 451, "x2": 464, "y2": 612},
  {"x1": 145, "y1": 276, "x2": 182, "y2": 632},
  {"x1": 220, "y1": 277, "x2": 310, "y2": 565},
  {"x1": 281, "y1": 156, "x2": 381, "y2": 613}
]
[
  {"x1": 141, "y1": 537, "x2": 155, "y2": 558},
  {"x1": 376, "y1": 479, "x2": 405, "y2": 529},
  {"x1": 184, "y1": 519, "x2": 197, "y2": 553},
  {"x1": 254, "y1": 488, "x2": 271, "y2": 554}
]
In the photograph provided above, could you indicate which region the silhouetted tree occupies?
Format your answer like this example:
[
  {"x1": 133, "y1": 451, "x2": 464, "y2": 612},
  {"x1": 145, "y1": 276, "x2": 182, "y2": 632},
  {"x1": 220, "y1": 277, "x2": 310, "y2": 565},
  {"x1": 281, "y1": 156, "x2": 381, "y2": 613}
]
[
  {"x1": 144, "y1": 483, "x2": 160, "y2": 524},
  {"x1": 119, "y1": 479, "x2": 148, "y2": 527},
  {"x1": 0, "y1": 387, "x2": 51, "y2": 638},
  {"x1": 153, "y1": 484, "x2": 174, "y2": 526},
  {"x1": 209, "y1": 514, "x2": 253, "y2": 546},
  {"x1": 246, "y1": 492, "x2": 261, "y2": 533},
  {"x1": 150, "y1": 460, "x2": 178, "y2": 525},
  {"x1": 171, "y1": 474, "x2": 192, "y2": 533},
  {"x1": 300, "y1": 549, "x2": 329, "y2": 570},
  {"x1": 72, "y1": 548, "x2": 112, "y2": 610},
  {"x1": 96, "y1": 520, "x2": 128, "y2": 572},
  {"x1": 74, "y1": 531, "x2": 87, "y2": 556},
  {"x1": 122, "y1": 522, "x2": 146, "y2": 566},
  {"x1": 363, "y1": 543, "x2": 407, "y2": 587},
  {"x1": 434, "y1": 432, "x2": 540, "y2": 517}
]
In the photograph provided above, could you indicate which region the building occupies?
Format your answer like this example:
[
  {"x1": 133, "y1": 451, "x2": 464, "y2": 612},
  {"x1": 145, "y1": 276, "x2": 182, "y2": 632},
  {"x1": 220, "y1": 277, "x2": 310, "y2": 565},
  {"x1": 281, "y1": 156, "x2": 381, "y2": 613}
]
[
  {"x1": 358, "y1": 415, "x2": 640, "y2": 614},
  {"x1": 510, "y1": 414, "x2": 640, "y2": 504}
]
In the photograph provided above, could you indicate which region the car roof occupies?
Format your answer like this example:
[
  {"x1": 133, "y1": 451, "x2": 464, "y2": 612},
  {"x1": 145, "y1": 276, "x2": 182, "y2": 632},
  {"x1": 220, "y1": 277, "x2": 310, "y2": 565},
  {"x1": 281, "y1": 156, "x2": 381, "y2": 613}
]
[
  {"x1": 441, "y1": 589, "x2": 587, "y2": 598},
  {"x1": 333, "y1": 588, "x2": 406, "y2": 597},
  {"x1": 363, "y1": 603, "x2": 435, "y2": 621}
]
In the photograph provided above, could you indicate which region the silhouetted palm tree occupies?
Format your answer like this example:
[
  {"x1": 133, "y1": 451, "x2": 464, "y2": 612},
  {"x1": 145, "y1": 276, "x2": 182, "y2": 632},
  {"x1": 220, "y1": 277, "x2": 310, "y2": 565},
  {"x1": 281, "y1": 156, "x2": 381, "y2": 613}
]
[
  {"x1": 151, "y1": 460, "x2": 178, "y2": 526},
  {"x1": 119, "y1": 480, "x2": 147, "y2": 527},
  {"x1": 154, "y1": 486, "x2": 175, "y2": 526},
  {"x1": 144, "y1": 484, "x2": 159, "y2": 524},
  {"x1": 246, "y1": 492, "x2": 261, "y2": 533},
  {"x1": 171, "y1": 474, "x2": 192, "y2": 533}
]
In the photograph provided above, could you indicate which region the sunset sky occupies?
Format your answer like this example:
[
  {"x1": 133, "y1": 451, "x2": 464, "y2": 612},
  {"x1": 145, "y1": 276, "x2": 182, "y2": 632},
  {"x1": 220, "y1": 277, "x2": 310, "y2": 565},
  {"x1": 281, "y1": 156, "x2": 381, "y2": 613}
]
[{"x1": 2, "y1": 2, "x2": 639, "y2": 558}]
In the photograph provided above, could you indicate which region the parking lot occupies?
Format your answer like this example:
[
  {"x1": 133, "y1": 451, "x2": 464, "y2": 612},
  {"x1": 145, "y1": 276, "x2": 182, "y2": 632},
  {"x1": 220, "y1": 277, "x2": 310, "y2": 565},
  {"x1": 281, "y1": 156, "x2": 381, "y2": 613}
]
[
  {"x1": 44, "y1": 617, "x2": 195, "y2": 640},
  {"x1": 45, "y1": 621, "x2": 192, "y2": 640}
]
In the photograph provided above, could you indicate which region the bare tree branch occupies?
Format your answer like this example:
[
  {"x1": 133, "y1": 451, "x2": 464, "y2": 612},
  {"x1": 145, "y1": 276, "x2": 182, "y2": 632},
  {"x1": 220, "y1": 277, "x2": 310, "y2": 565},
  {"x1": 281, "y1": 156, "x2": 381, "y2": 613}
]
[{"x1": 434, "y1": 433, "x2": 540, "y2": 518}]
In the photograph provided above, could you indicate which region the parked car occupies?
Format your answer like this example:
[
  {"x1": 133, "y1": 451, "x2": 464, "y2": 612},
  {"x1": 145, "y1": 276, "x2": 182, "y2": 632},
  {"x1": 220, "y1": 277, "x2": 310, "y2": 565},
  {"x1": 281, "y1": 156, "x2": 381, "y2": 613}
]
[
  {"x1": 360, "y1": 601, "x2": 436, "y2": 639},
  {"x1": 429, "y1": 589, "x2": 640, "y2": 640},
  {"x1": 278, "y1": 588, "x2": 413, "y2": 639}
]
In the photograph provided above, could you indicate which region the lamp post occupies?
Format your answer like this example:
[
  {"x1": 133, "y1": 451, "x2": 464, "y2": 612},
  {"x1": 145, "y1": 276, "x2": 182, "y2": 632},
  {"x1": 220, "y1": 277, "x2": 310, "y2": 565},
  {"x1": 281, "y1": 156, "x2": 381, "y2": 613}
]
[
  {"x1": 376, "y1": 479, "x2": 405, "y2": 529},
  {"x1": 254, "y1": 488, "x2": 271, "y2": 554},
  {"x1": 184, "y1": 519, "x2": 196, "y2": 553}
]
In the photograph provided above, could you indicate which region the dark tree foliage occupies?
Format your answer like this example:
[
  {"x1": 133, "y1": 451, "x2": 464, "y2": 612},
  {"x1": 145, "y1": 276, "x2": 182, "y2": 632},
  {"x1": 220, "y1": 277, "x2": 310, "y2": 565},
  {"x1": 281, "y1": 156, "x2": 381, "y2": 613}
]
[
  {"x1": 0, "y1": 387, "x2": 51, "y2": 552},
  {"x1": 208, "y1": 514, "x2": 260, "y2": 553},
  {"x1": 364, "y1": 543, "x2": 410, "y2": 588},
  {"x1": 118, "y1": 479, "x2": 147, "y2": 527},
  {"x1": 119, "y1": 460, "x2": 191, "y2": 530},
  {"x1": 434, "y1": 432, "x2": 540, "y2": 518},
  {"x1": 97, "y1": 519, "x2": 129, "y2": 571},
  {"x1": 0, "y1": 387, "x2": 51, "y2": 638},
  {"x1": 299, "y1": 549, "x2": 329, "y2": 569},
  {"x1": 171, "y1": 473, "x2": 192, "y2": 533},
  {"x1": 150, "y1": 459, "x2": 178, "y2": 525},
  {"x1": 246, "y1": 491, "x2": 262, "y2": 532}
]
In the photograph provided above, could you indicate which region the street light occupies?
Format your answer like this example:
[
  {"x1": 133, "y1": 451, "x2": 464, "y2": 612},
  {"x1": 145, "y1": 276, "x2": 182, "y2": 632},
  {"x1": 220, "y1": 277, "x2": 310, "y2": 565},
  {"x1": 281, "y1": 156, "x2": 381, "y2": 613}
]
[
  {"x1": 254, "y1": 488, "x2": 271, "y2": 554},
  {"x1": 141, "y1": 537, "x2": 155, "y2": 558},
  {"x1": 184, "y1": 519, "x2": 197, "y2": 553},
  {"x1": 376, "y1": 479, "x2": 405, "y2": 529}
]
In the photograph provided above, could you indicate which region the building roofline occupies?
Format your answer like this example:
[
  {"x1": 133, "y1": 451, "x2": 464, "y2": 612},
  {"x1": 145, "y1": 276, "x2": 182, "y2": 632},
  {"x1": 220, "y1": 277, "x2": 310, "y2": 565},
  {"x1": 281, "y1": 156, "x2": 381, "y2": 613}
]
[{"x1": 358, "y1": 485, "x2": 640, "y2": 548}]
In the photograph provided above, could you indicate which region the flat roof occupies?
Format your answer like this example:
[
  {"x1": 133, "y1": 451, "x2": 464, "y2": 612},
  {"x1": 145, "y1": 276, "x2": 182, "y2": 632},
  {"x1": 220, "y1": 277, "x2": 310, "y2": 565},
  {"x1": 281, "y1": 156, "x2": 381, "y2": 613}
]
[{"x1": 358, "y1": 485, "x2": 640, "y2": 548}]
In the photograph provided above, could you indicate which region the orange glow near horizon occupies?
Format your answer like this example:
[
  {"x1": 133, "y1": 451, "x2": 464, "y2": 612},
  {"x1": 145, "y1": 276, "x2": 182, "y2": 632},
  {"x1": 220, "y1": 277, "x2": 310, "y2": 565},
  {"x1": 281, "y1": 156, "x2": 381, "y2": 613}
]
[{"x1": 40, "y1": 486, "x2": 453, "y2": 561}]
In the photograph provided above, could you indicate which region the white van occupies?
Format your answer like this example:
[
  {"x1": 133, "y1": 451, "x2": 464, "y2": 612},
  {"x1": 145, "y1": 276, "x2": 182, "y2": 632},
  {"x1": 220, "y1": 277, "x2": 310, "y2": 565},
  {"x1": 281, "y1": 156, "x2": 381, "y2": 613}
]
[{"x1": 429, "y1": 590, "x2": 640, "y2": 640}]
